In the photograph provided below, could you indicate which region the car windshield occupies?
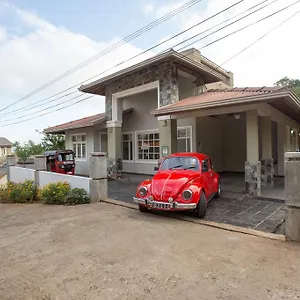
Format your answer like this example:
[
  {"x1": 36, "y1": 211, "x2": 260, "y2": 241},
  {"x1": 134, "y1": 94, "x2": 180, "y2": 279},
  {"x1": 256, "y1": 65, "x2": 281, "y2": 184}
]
[
  {"x1": 160, "y1": 156, "x2": 200, "y2": 171},
  {"x1": 57, "y1": 153, "x2": 74, "y2": 162}
]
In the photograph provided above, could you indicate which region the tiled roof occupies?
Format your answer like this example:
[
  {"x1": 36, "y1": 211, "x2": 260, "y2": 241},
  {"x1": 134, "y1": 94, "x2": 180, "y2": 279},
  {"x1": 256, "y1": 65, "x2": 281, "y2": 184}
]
[
  {"x1": 44, "y1": 113, "x2": 105, "y2": 134},
  {"x1": 155, "y1": 86, "x2": 290, "y2": 112},
  {"x1": 0, "y1": 137, "x2": 12, "y2": 147}
]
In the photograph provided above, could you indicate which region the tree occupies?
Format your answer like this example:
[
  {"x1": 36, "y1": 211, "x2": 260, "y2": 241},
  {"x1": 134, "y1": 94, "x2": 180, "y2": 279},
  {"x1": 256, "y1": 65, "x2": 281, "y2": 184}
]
[
  {"x1": 41, "y1": 133, "x2": 65, "y2": 151},
  {"x1": 13, "y1": 142, "x2": 33, "y2": 167},
  {"x1": 275, "y1": 76, "x2": 300, "y2": 97}
]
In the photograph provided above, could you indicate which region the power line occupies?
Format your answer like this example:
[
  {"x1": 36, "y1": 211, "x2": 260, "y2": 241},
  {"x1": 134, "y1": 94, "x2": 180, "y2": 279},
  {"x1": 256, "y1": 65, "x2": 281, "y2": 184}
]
[
  {"x1": 175, "y1": 0, "x2": 280, "y2": 51},
  {"x1": 0, "y1": 0, "x2": 203, "y2": 114},
  {"x1": 1, "y1": 0, "x2": 258, "y2": 117},
  {"x1": 1, "y1": 95, "x2": 95, "y2": 128},
  {"x1": 0, "y1": 93, "x2": 85, "y2": 124},
  {"x1": 219, "y1": 9, "x2": 300, "y2": 66},
  {"x1": 2, "y1": 0, "x2": 297, "y2": 127},
  {"x1": 195, "y1": 0, "x2": 300, "y2": 50}
]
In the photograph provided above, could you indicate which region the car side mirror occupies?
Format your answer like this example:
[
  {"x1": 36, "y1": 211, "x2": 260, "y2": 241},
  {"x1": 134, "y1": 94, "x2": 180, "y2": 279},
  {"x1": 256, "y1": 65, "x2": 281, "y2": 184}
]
[{"x1": 154, "y1": 166, "x2": 159, "y2": 171}]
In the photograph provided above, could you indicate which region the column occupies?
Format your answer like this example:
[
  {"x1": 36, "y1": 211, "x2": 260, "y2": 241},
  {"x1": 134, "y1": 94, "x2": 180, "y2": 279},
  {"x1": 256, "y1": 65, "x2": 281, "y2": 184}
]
[
  {"x1": 245, "y1": 110, "x2": 261, "y2": 197},
  {"x1": 89, "y1": 152, "x2": 108, "y2": 202},
  {"x1": 277, "y1": 122, "x2": 285, "y2": 176},
  {"x1": 34, "y1": 155, "x2": 46, "y2": 188},
  {"x1": 285, "y1": 125, "x2": 291, "y2": 152},
  {"x1": 107, "y1": 121, "x2": 122, "y2": 179},
  {"x1": 158, "y1": 63, "x2": 179, "y2": 163},
  {"x1": 158, "y1": 117, "x2": 177, "y2": 159},
  {"x1": 6, "y1": 155, "x2": 16, "y2": 182},
  {"x1": 260, "y1": 116, "x2": 274, "y2": 186},
  {"x1": 285, "y1": 152, "x2": 300, "y2": 242}
]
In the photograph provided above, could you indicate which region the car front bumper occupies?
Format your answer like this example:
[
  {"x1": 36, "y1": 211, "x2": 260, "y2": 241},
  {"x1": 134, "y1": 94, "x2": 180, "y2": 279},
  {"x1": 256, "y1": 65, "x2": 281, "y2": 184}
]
[{"x1": 133, "y1": 197, "x2": 197, "y2": 210}]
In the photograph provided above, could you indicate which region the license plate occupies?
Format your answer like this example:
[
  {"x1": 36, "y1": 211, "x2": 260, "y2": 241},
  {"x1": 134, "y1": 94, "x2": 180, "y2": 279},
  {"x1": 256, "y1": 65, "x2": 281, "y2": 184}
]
[{"x1": 147, "y1": 200, "x2": 171, "y2": 210}]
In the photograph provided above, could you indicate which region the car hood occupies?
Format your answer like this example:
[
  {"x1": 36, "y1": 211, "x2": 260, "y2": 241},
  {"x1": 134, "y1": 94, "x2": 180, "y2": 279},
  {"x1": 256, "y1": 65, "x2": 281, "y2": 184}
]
[{"x1": 151, "y1": 170, "x2": 199, "y2": 200}]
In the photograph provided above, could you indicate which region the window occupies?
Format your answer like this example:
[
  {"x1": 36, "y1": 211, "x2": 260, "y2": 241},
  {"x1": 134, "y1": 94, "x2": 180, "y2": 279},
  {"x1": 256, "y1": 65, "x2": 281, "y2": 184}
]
[
  {"x1": 72, "y1": 134, "x2": 86, "y2": 159},
  {"x1": 202, "y1": 159, "x2": 210, "y2": 173},
  {"x1": 160, "y1": 156, "x2": 200, "y2": 171},
  {"x1": 177, "y1": 127, "x2": 192, "y2": 152},
  {"x1": 137, "y1": 131, "x2": 160, "y2": 160},
  {"x1": 123, "y1": 133, "x2": 133, "y2": 161},
  {"x1": 99, "y1": 133, "x2": 108, "y2": 153}
]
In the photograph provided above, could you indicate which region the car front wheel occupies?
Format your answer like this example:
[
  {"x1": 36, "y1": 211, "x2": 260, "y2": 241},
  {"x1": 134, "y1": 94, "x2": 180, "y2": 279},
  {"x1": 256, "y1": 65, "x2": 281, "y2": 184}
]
[
  {"x1": 139, "y1": 204, "x2": 149, "y2": 213},
  {"x1": 196, "y1": 191, "x2": 207, "y2": 218}
]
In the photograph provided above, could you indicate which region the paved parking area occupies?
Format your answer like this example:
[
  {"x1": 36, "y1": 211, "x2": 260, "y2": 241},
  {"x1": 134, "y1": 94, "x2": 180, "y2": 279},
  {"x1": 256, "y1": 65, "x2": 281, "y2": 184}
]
[{"x1": 108, "y1": 174, "x2": 285, "y2": 234}]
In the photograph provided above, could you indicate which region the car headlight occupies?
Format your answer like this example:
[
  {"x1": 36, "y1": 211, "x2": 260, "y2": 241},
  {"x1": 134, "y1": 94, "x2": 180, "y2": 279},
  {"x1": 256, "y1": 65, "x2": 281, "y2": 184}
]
[
  {"x1": 182, "y1": 189, "x2": 193, "y2": 201},
  {"x1": 61, "y1": 165, "x2": 65, "y2": 169},
  {"x1": 139, "y1": 186, "x2": 148, "y2": 197}
]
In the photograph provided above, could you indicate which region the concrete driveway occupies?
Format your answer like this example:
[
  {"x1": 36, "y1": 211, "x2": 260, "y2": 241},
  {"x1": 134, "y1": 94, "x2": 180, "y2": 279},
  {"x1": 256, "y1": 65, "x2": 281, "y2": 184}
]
[
  {"x1": 108, "y1": 174, "x2": 285, "y2": 234},
  {"x1": 0, "y1": 202, "x2": 299, "y2": 300}
]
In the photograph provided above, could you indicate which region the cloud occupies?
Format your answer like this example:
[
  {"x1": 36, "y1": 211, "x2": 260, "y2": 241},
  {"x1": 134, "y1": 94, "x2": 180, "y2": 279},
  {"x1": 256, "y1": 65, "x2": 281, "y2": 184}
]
[
  {"x1": 143, "y1": 3, "x2": 155, "y2": 15},
  {"x1": 0, "y1": 3, "x2": 154, "y2": 143}
]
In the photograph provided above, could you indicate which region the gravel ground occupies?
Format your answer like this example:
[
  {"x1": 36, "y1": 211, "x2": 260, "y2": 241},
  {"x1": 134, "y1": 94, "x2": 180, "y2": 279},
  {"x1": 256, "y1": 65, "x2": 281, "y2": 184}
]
[{"x1": 0, "y1": 202, "x2": 300, "y2": 300}]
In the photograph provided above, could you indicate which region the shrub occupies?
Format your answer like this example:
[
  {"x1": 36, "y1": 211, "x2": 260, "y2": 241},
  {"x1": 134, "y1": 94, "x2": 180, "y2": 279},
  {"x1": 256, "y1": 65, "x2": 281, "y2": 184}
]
[
  {"x1": 65, "y1": 188, "x2": 90, "y2": 205},
  {"x1": 0, "y1": 180, "x2": 38, "y2": 203},
  {"x1": 39, "y1": 182, "x2": 71, "y2": 205}
]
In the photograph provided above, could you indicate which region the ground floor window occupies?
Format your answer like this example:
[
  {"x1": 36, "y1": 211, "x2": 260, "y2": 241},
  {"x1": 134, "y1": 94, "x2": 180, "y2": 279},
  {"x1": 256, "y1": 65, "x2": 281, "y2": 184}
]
[
  {"x1": 177, "y1": 127, "x2": 192, "y2": 152},
  {"x1": 99, "y1": 133, "x2": 108, "y2": 153},
  {"x1": 123, "y1": 133, "x2": 133, "y2": 161},
  {"x1": 72, "y1": 134, "x2": 86, "y2": 159},
  {"x1": 135, "y1": 127, "x2": 192, "y2": 161},
  {"x1": 136, "y1": 131, "x2": 160, "y2": 160}
]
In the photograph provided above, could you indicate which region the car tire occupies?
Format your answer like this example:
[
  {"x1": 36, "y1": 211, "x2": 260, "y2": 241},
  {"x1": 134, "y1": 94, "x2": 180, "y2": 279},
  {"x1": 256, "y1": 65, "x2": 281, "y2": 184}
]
[
  {"x1": 139, "y1": 204, "x2": 149, "y2": 213},
  {"x1": 196, "y1": 191, "x2": 207, "y2": 218},
  {"x1": 215, "y1": 180, "x2": 221, "y2": 198}
]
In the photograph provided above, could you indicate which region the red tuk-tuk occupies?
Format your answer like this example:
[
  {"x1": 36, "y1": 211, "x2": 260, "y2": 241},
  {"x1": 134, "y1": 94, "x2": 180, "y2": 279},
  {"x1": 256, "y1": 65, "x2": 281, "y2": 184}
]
[{"x1": 44, "y1": 150, "x2": 75, "y2": 175}]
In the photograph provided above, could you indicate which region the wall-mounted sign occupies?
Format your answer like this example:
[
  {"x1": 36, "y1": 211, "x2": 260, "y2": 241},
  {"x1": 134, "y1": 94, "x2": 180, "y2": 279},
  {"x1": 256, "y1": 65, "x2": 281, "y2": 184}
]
[{"x1": 161, "y1": 146, "x2": 169, "y2": 157}]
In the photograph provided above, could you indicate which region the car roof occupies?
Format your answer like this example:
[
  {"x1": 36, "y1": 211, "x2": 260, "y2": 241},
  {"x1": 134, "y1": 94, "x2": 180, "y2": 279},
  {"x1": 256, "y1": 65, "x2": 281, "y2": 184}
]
[{"x1": 168, "y1": 152, "x2": 209, "y2": 161}]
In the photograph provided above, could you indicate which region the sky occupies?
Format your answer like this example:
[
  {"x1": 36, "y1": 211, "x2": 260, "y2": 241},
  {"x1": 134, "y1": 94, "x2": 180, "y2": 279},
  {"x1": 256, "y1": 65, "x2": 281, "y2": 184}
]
[{"x1": 0, "y1": 0, "x2": 299, "y2": 143}]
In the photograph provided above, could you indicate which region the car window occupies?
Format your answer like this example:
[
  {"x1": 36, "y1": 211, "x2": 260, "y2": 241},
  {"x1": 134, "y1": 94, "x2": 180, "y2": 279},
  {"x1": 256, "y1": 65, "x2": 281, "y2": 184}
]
[
  {"x1": 160, "y1": 156, "x2": 200, "y2": 171},
  {"x1": 202, "y1": 159, "x2": 209, "y2": 173}
]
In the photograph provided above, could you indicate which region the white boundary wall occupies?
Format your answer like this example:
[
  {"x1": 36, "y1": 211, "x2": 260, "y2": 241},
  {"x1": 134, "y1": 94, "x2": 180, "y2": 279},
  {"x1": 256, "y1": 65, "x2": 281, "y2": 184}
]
[
  {"x1": 8, "y1": 167, "x2": 92, "y2": 196},
  {"x1": 39, "y1": 172, "x2": 91, "y2": 195},
  {"x1": 9, "y1": 166, "x2": 35, "y2": 183}
]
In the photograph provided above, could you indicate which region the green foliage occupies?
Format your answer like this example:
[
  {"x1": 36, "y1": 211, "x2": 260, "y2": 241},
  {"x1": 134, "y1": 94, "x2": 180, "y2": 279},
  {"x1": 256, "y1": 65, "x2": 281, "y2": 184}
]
[
  {"x1": 275, "y1": 76, "x2": 300, "y2": 97},
  {"x1": 39, "y1": 182, "x2": 71, "y2": 205},
  {"x1": 41, "y1": 134, "x2": 65, "y2": 151},
  {"x1": 13, "y1": 133, "x2": 66, "y2": 164},
  {"x1": 39, "y1": 182, "x2": 90, "y2": 205},
  {"x1": 65, "y1": 188, "x2": 90, "y2": 205},
  {"x1": 0, "y1": 180, "x2": 38, "y2": 203}
]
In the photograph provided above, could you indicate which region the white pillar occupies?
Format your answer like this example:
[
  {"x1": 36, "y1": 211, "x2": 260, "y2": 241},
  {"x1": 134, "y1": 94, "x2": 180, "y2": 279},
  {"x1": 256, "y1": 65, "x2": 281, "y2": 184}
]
[
  {"x1": 277, "y1": 122, "x2": 285, "y2": 176},
  {"x1": 260, "y1": 116, "x2": 274, "y2": 186},
  {"x1": 245, "y1": 110, "x2": 261, "y2": 196},
  {"x1": 107, "y1": 121, "x2": 122, "y2": 179},
  {"x1": 246, "y1": 110, "x2": 259, "y2": 162}
]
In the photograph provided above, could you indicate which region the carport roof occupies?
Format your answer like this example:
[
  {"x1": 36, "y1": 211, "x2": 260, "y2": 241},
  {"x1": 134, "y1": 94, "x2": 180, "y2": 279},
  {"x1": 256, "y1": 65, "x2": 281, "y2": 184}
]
[{"x1": 151, "y1": 87, "x2": 300, "y2": 122}]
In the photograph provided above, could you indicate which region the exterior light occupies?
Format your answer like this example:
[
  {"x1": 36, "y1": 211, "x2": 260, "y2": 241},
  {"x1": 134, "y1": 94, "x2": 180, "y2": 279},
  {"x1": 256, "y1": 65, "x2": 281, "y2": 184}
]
[
  {"x1": 234, "y1": 114, "x2": 240, "y2": 120},
  {"x1": 291, "y1": 129, "x2": 295, "y2": 135}
]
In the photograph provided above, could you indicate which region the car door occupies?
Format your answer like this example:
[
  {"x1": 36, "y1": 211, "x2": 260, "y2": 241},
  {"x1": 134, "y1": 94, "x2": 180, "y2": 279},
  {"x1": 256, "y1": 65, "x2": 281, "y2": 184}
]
[{"x1": 201, "y1": 158, "x2": 213, "y2": 198}]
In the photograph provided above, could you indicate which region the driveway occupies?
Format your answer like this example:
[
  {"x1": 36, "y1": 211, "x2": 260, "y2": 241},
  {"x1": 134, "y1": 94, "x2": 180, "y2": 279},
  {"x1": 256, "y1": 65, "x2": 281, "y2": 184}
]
[
  {"x1": 0, "y1": 202, "x2": 299, "y2": 300},
  {"x1": 108, "y1": 175, "x2": 285, "y2": 234}
]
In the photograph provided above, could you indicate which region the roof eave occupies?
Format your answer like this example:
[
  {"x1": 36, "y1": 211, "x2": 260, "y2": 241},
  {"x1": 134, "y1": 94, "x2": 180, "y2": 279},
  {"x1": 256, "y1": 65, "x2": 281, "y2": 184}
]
[
  {"x1": 151, "y1": 91, "x2": 293, "y2": 116},
  {"x1": 79, "y1": 51, "x2": 229, "y2": 95}
]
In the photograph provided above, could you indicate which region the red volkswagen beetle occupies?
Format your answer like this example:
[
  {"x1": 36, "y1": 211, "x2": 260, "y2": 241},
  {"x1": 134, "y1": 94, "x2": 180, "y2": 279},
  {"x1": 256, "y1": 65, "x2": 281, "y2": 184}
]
[{"x1": 134, "y1": 152, "x2": 220, "y2": 218}]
